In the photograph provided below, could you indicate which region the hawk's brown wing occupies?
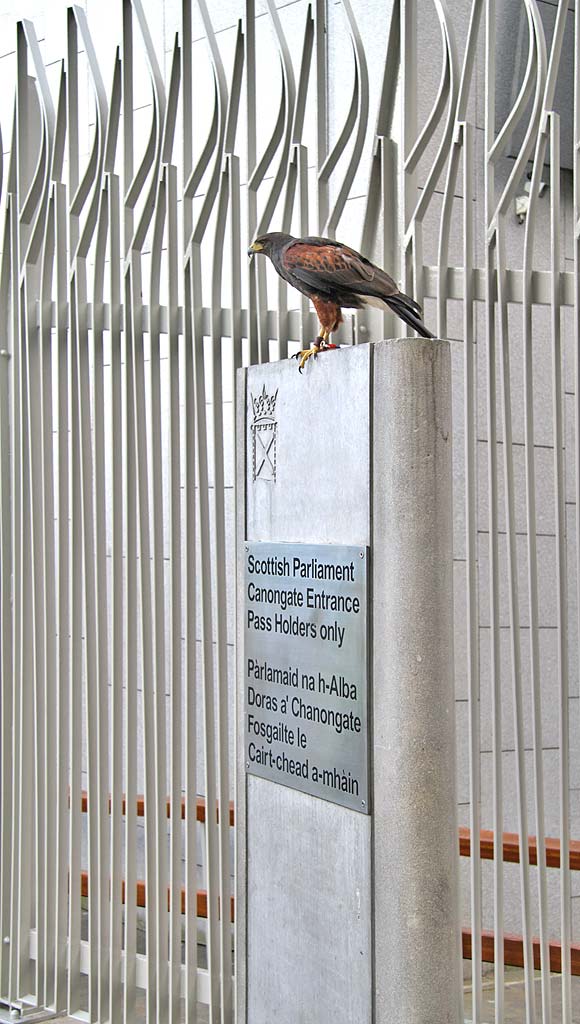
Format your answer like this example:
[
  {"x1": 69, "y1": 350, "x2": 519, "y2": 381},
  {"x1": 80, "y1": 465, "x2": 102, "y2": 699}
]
[{"x1": 282, "y1": 241, "x2": 400, "y2": 299}]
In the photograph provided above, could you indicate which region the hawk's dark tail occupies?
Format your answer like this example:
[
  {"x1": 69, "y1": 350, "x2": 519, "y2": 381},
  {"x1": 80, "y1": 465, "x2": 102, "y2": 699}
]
[{"x1": 386, "y1": 292, "x2": 435, "y2": 339}]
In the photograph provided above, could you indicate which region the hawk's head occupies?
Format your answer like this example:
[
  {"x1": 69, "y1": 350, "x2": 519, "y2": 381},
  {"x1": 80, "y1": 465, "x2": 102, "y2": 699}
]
[{"x1": 247, "y1": 232, "x2": 293, "y2": 258}]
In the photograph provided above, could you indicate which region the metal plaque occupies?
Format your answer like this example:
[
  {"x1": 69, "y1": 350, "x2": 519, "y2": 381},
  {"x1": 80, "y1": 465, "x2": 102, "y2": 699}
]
[{"x1": 244, "y1": 541, "x2": 369, "y2": 813}]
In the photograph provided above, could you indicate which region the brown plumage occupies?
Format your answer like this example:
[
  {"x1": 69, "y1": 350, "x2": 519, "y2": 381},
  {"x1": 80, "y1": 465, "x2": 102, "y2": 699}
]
[{"x1": 248, "y1": 231, "x2": 433, "y2": 370}]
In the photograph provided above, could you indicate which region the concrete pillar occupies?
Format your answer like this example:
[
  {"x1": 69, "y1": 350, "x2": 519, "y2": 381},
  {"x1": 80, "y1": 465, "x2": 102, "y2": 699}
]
[
  {"x1": 236, "y1": 338, "x2": 459, "y2": 1024},
  {"x1": 373, "y1": 339, "x2": 460, "y2": 1022}
]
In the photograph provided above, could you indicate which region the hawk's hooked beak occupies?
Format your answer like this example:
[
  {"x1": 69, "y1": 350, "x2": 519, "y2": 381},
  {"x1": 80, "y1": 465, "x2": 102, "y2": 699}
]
[{"x1": 247, "y1": 240, "x2": 264, "y2": 257}]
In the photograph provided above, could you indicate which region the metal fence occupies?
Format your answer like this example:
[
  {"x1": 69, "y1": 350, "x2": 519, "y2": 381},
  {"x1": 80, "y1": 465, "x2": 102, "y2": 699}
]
[{"x1": 0, "y1": 0, "x2": 578, "y2": 1022}]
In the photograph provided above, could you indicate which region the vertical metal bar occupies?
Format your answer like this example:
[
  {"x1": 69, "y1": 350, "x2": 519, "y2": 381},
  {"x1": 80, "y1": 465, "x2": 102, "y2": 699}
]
[
  {"x1": 550, "y1": 110, "x2": 571, "y2": 1023},
  {"x1": 520, "y1": 6, "x2": 569, "y2": 1008},
  {"x1": 245, "y1": 0, "x2": 260, "y2": 366},
  {"x1": 315, "y1": 0, "x2": 328, "y2": 233},
  {"x1": 107, "y1": 172, "x2": 124, "y2": 1024},
  {"x1": 67, "y1": 274, "x2": 83, "y2": 1017},
  {"x1": 123, "y1": 264, "x2": 138, "y2": 1024},
  {"x1": 166, "y1": 162, "x2": 182, "y2": 1024},
  {"x1": 39, "y1": 190, "x2": 58, "y2": 1012},
  {"x1": 401, "y1": 0, "x2": 418, "y2": 293},
  {"x1": 7, "y1": 196, "x2": 21, "y2": 1008},
  {"x1": 209, "y1": 166, "x2": 233, "y2": 1024},
  {"x1": 129, "y1": 254, "x2": 159, "y2": 1024},
  {"x1": 183, "y1": 257, "x2": 198, "y2": 1023},
  {"x1": 93, "y1": 182, "x2": 112, "y2": 1024},
  {"x1": 28, "y1": 256, "x2": 47, "y2": 1009},
  {"x1": 190, "y1": 239, "x2": 220, "y2": 1022},
  {"x1": 75, "y1": 258, "x2": 100, "y2": 1021},
  {"x1": 0, "y1": 201, "x2": 13, "y2": 1005},
  {"x1": 246, "y1": 0, "x2": 256, "y2": 237},
  {"x1": 182, "y1": 0, "x2": 193, "y2": 247},
  {"x1": 67, "y1": 10, "x2": 79, "y2": 259},
  {"x1": 122, "y1": 0, "x2": 134, "y2": 255},
  {"x1": 17, "y1": 272, "x2": 35, "y2": 1003},
  {"x1": 229, "y1": 152, "x2": 243, "y2": 1024},
  {"x1": 523, "y1": 164, "x2": 552, "y2": 1024},
  {"x1": 573, "y1": 0, "x2": 580, "y2": 1016},
  {"x1": 462, "y1": 120, "x2": 482, "y2": 1024},
  {"x1": 485, "y1": 2, "x2": 504, "y2": 1017},
  {"x1": 497, "y1": 220, "x2": 536, "y2": 1024},
  {"x1": 379, "y1": 138, "x2": 398, "y2": 341},
  {"x1": 53, "y1": 182, "x2": 69, "y2": 1016},
  {"x1": 67, "y1": 12, "x2": 83, "y2": 1011},
  {"x1": 148, "y1": 174, "x2": 170, "y2": 1024}
]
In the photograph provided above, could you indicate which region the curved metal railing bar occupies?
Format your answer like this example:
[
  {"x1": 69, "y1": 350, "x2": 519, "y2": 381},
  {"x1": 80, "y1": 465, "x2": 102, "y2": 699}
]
[
  {"x1": 491, "y1": 0, "x2": 546, "y2": 225},
  {"x1": 359, "y1": 0, "x2": 399, "y2": 263},
  {"x1": 375, "y1": 0, "x2": 400, "y2": 140},
  {"x1": 318, "y1": 78, "x2": 358, "y2": 188},
  {"x1": 323, "y1": 0, "x2": 369, "y2": 238},
  {"x1": 184, "y1": 76, "x2": 219, "y2": 198},
  {"x1": 404, "y1": 34, "x2": 451, "y2": 173},
  {"x1": 224, "y1": 22, "x2": 245, "y2": 158},
  {"x1": 69, "y1": 6, "x2": 108, "y2": 258},
  {"x1": 247, "y1": 91, "x2": 285, "y2": 194},
  {"x1": 187, "y1": 0, "x2": 229, "y2": 247},
  {"x1": 18, "y1": 21, "x2": 55, "y2": 267},
  {"x1": 487, "y1": 2, "x2": 537, "y2": 165},
  {"x1": 161, "y1": 37, "x2": 181, "y2": 165},
  {"x1": 253, "y1": 0, "x2": 296, "y2": 237},
  {"x1": 104, "y1": 52, "x2": 122, "y2": 174},
  {"x1": 403, "y1": 0, "x2": 458, "y2": 243},
  {"x1": 124, "y1": 0, "x2": 166, "y2": 251},
  {"x1": 274, "y1": 6, "x2": 314, "y2": 356},
  {"x1": 248, "y1": 0, "x2": 296, "y2": 361},
  {"x1": 436, "y1": 0, "x2": 483, "y2": 333},
  {"x1": 50, "y1": 65, "x2": 67, "y2": 185},
  {"x1": 18, "y1": 23, "x2": 53, "y2": 221},
  {"x1": 292, "y1": 4, "x2": 314, "y2": 145}
]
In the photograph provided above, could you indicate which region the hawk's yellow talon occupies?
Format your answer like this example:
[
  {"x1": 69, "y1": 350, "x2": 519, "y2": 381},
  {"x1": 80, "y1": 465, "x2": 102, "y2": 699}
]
[{"x1": 295, "y1": 344, "x2": 320, "y2": 372}]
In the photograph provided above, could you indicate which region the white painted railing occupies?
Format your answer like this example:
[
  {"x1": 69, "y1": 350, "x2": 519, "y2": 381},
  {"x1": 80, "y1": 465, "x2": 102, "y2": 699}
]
[{"x1": 0, "y1": 1, "x2": 578, "y2": 1023}]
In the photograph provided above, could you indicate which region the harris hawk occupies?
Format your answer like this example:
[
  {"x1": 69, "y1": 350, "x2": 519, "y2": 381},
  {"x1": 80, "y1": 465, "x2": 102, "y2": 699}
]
[{"x1": 248, "y1": 231, "x2": 434, "y2": 371}]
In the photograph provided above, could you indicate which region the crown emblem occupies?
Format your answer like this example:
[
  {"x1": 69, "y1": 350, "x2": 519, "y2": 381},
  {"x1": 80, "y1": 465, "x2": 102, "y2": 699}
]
[{"x1": 251, "y1": 384, "x2": 278, "y2": 422}]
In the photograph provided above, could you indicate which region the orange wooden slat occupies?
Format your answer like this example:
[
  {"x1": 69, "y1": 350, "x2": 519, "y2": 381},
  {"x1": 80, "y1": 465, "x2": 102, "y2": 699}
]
[
  {"x1": 458, "y1": 827, "x2": 580, "y2": 870},
  {"x1": 80, "y1": 871, "x2": 235, "y2": 924},
  {"x1": 462, "y1": 928, "x2": 580, "y2": 976},
  {"x1": 79, "y1": 790, "x2": 235, "y2": 827}
]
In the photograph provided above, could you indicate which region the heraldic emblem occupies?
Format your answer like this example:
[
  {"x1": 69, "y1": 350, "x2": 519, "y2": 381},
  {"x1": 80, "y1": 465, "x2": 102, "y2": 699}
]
[{"x1": 251, "y1": 384, "x2": 278, "y2": 482}]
